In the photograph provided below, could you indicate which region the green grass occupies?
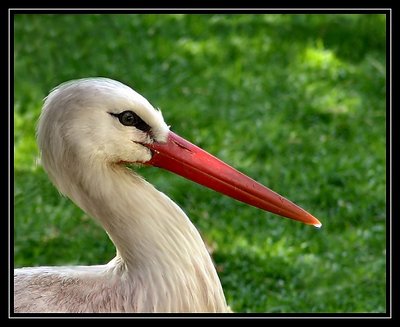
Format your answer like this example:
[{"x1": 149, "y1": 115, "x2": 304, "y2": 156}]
[{"x1": 13, "y1": 13, "x2": 387, "y2": 313}]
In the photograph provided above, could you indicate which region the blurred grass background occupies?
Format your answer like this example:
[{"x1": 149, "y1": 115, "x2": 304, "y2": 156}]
[{"x1": 13, "y1": 13, "x2": 386, "y2": 313}]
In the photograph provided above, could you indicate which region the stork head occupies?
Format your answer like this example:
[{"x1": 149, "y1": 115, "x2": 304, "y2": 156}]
[
  {"x1": 37, "y1": 77, "x2": 321, "y2": 227},
  {"x1": 37, "y1": 78, "x2": 169, "y2": 168}
]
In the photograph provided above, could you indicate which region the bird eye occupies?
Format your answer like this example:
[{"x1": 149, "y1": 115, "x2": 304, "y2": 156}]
[
  {"x1": 120, "y1": 111, "x2": 136, "y2": 126},
  {"x1": 110, "y1": 111, "x2": 151, "y2": 132}
]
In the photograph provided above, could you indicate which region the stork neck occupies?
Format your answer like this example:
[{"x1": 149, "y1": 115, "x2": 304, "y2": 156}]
[
  {"x1": 66, "y1": 164, "x2": 228, "y2": 312},
  {"x1": 78, "y1": 166, "x2": 199, "y2": 263}
]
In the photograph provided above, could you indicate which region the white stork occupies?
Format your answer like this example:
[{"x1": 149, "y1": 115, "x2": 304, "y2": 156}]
[{"x1": 14, "y1": 78, "x2": 321, "y2": 313}]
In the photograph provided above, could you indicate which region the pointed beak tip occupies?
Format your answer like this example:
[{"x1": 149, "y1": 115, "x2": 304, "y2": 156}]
[
  {"x1": 313, "y1": 222, "x2": 322, "y2": 228},
  {"x1": 308, "y1": 216, "x2": 322, "y2": 228}
]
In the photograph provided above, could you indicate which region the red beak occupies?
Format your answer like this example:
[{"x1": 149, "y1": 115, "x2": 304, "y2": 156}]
[{"x1": 144, "y1": 131, "x2": 321, "y2": 227}]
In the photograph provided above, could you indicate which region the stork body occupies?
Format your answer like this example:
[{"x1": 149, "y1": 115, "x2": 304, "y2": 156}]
[{"x1": 14, "y1": 78, "x2": 320, "y2": 313}]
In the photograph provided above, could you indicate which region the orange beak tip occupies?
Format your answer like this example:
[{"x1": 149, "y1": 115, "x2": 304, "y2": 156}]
[{"x1": 310, "y1": 216, "x2": 322, "y2": 228}]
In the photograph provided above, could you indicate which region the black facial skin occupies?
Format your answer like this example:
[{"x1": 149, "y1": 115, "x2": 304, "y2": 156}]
[{"x1": 110, "y1": 111, "x2": 151, "y2": 133}]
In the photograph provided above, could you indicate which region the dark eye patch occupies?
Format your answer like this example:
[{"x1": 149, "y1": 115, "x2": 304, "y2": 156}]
[{"x1": 110, "y1": 111, "x2": 151, "y2": 133}]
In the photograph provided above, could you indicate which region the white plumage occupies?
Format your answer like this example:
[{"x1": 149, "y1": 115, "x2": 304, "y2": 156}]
[{"x1": 14, "y1": 78, "x2": 320, "y2": 313}]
